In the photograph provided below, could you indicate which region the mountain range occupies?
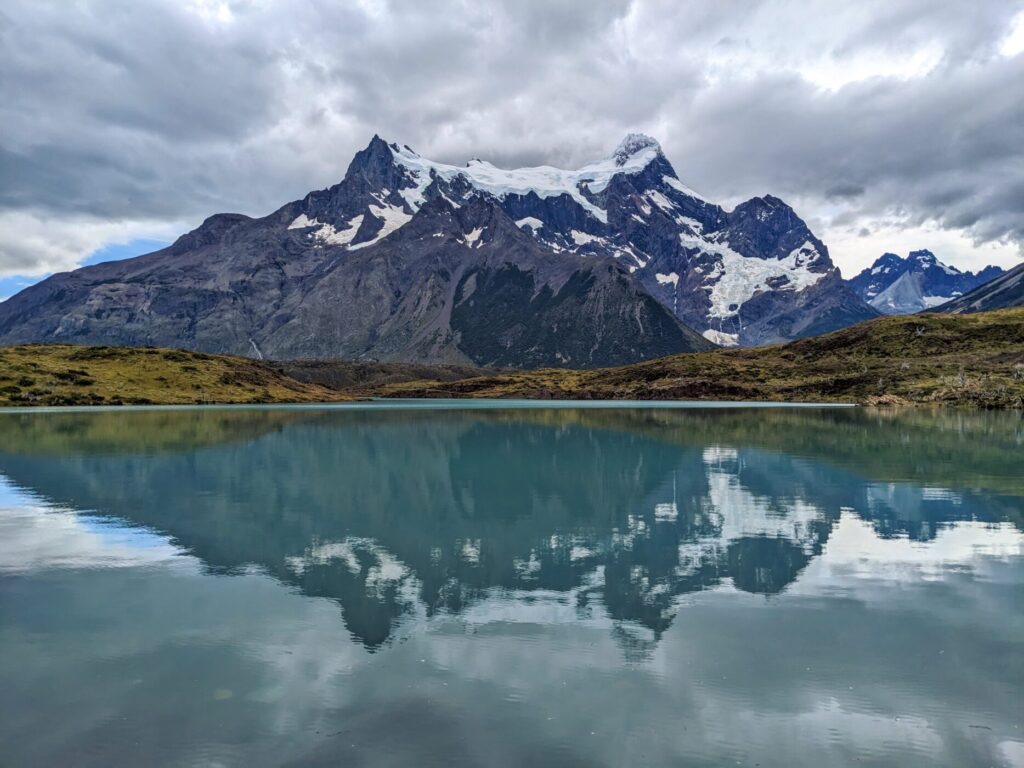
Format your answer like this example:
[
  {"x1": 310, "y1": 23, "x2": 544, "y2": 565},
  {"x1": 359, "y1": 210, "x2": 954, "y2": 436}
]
[
  {"x1": 0, "y1": 134, "x2": 1014, "y2": 367},
  {"x1": 847, "y1": 250, "x2": 1004, "y2": 314},
  {"x1": 0, "y1": 134, "x2": 882, "y2": 366}
]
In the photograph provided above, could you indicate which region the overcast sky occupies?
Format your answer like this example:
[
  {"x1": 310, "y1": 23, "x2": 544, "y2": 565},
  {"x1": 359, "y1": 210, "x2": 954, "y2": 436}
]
[{"x1": 2, "y1": 0, "x2": 1023, "y2": 291}]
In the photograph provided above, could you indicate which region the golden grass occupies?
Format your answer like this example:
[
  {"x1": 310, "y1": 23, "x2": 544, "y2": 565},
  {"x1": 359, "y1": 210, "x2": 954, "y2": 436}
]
[{"x1": 0, "y1": 344, "x2": 346, "y2": 406}]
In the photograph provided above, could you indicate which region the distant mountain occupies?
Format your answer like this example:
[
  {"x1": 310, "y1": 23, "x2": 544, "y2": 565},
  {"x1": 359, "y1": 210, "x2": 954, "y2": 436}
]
[
  {"x1": 938, "y1": 262, "x2": 1024, "y2": 314},
  {"x1": 0, "y1": 133, "x2": 877, "y2": 363},
  {"x1": 847, "y1": 250, "x2": 1003, "y2": 314}
]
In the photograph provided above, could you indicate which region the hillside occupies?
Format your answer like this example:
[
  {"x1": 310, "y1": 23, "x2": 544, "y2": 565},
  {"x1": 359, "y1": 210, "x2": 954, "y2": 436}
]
[
  {"x1": 3, "y1": 310, "x2": 1022, "y2": 408},
  {"x1": 939, "y1": 262, "x2": 1024, "y2": 314},
  {"x1": 368, "y1": 308, "x2": 1024, "y2": 408},
  {"x1": 0, "y1": 345, "x2": 343, "y2": 406}
]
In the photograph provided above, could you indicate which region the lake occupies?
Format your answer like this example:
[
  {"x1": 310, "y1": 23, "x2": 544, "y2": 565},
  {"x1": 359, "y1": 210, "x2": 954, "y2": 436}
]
[{"x1": 0, "y1": 403, "x2": 1021, "y2": 767}]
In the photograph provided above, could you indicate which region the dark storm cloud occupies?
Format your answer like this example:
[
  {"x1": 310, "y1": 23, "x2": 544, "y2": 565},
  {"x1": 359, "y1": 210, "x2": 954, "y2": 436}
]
[
  {"x1": 0, "y1": 0, "x2": 1022, "y2": 275},
  {"x1": 825, "y1": 184, "x2": 866, "y2": 200}
]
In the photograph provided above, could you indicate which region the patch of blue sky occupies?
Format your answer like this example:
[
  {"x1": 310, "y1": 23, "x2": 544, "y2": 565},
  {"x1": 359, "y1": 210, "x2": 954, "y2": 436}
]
[{"x1": 0, "y1": 238, "x2": 170, "y2": 302}]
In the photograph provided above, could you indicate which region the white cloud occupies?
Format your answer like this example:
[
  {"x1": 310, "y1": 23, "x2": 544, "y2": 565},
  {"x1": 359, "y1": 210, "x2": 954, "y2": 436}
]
[
  {"x1": 1000, "y1": 10, "x2": 1024, "y2": 57},
  {"x1": 0, "y1": 210, "x2": 186, "y2": 278},
  {"x1": 0, "y1": 0, "x2": 1021, "y2": 277},
  {"x1": 823, "y1": 216, "x2": 1022, "y2": 277}
]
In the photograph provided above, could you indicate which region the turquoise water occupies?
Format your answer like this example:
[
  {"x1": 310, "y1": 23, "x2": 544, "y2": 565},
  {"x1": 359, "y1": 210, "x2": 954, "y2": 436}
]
[{"x1": 0, "y1": 404, "x2": 1021, "y2": 767}]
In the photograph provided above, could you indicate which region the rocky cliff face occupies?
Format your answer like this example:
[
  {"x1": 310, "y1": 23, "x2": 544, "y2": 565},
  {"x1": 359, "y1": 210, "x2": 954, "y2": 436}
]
[
  {"x1": 0, "y1": 195, "x2": 710, "y2": 366},
  {"x1": 0, "y1": 133, "x2": 878, "y2": 362}
]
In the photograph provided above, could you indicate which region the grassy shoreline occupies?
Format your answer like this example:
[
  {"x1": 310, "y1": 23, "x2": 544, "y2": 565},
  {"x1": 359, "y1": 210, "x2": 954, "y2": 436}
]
[
  {"x1": 0, "y1": 345, "x2": 343, "y2": 407},
  {"x1": 1, "y1": 308, "x2": 1022, "y2": 408},
  {"x1": 368, "y1": 309, "x2": 1024, "y2": 408}
]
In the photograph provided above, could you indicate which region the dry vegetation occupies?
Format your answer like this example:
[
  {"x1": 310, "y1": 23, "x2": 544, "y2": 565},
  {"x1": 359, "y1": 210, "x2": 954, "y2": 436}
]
[
  {"x1": 0, "y1": 345, "x2": 343, "y2": 406},
  {"x1": 369, "y1": 309, "x2": 1024, "y2": 408},
  {"x1": 271, "y1": 359, "x2": 494, "y2": 392},
  {"x1": 2, "y1": 309, "x2": 1022, "y2": 408}
]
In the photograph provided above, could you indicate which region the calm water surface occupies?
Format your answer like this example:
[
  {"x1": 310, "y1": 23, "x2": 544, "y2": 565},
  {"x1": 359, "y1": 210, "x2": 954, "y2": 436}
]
[{"x1": 0, "y1": 404, "x2": 1021, "y2": 767}]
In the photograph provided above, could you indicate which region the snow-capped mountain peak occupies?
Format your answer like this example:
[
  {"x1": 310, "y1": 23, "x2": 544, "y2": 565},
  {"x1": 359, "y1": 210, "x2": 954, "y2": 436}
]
[
  {"x1": 364, "y1": 134, "x2": 674, "y2": 223},
  {"x1": 612, "y1": 133, "x2": 662, "y2": 166},
  {"x1": 907, "y1": 249, "x2": 960, "y2": 275},
  {"x1": 288, "y1": 134, "x2": 876, "y2": 346}
]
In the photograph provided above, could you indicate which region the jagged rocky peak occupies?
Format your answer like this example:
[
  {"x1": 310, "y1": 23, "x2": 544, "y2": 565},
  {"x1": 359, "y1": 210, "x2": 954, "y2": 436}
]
[
  {"x1": 612, "y1": 133, "x2": 662, "y2": 165},
  {"x1": 907, "y1": 249, "x2": 943, "y2": 269},
  {"x1": 344, "y1": 134, "x2": 407, "y2": 186},
  {"x1": 731, "y1": 195, "x2": 799, "y2": 226},
  {"x1": 873, "y1": 253, "x2": 903, "y2": 271},
  {"x1": 721, "y1": 195, "x2": 829, "y2": 265}
]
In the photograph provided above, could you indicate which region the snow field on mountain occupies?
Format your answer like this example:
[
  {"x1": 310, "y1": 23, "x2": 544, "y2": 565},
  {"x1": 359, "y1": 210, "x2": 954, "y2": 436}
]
[
  {"x1": 680, "y1": 234, "x2": 826, "y2": 320},
  {"x1": 387, "y1": 138, "x2": 668, "y2": 226}
]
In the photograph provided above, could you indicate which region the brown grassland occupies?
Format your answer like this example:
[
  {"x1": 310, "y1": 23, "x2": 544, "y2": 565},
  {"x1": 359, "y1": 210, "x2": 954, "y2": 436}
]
[
  {"x1": 1, "y1": 308, "x2": 1022, "y2": 408},
  {"x1": 370, "y1": 309, "x2": 1024, "y2": 408}
]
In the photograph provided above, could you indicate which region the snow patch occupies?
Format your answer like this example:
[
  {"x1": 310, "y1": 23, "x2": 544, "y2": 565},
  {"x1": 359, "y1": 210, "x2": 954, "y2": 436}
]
[
  {"x1": 646, "y1": 189, "x2": 676, "y2": 213},
  {"x1": 662, "y1": 175, "x2": 706, "y2": 202},
  {"x1": 290, "y1": 214, "x2": 364, "y2": 247},
  {"x1": 702, "y1": 329, "x2": 740, "y2": 346},
  {"x1": 675, "y1": 215, "x2": 704, "y2": 233},
  {"x1": 463, "y1": 226, "x2": 485, "y2": 247},
  {"x1": 317, "y1": 216, "x2": 363, "y2": 246},
  {"x1": 681, "y1": 234, "x2": 826, "y2": 319},
  {"x1": 922, "y1": 294, "x2": 954, "y2": 308},
  {"x1": 515, "y1": 217, "x2": 544, "y2": 231},
  {"x1": 349, "y1": 205, "x2": 411, "y2": 250},
  {"x1": 612, "y1": 244, "x2": 647, "y2": 268},
  {"x1": 788, "y1": 241, "x2": 822, "y2": 267},
  {"x1": 655, "y1": 271, "x2": 679, "y2": 287},
  {"x1": 571, "y1": 230, "x2": 601, "y2": 246}
]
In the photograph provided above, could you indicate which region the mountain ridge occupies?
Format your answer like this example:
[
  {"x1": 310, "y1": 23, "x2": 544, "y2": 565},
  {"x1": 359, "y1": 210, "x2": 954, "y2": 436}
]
[
  {"x1": 847, "y1": 249, "x2": 1004, "y2": 314},
  {"x1": 937, "y1": 261, "x2": 1024, "y2": 314}
]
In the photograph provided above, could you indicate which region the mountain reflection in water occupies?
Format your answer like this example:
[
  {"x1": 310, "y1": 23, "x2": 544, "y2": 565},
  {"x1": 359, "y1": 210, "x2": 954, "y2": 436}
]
[
  {"x1": 1, "y1": 406, "x2": 1020, "y2": 652},
  {"x1": 0, "y1": 405, "x2": 1021, "y2": 768}
]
